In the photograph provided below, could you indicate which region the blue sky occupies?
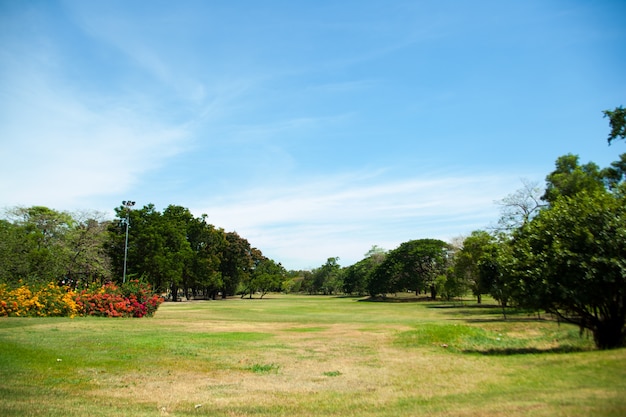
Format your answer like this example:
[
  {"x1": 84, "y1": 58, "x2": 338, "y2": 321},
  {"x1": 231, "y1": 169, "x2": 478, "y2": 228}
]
[{"x1": 1, "y1": 0, "x2": 625, "y2": 270}]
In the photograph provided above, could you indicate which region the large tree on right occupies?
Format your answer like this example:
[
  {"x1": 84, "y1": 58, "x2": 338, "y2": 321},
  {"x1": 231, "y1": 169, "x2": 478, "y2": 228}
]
[{"x1": 508, "y1": 186, "x2": 626, "y2": 349}]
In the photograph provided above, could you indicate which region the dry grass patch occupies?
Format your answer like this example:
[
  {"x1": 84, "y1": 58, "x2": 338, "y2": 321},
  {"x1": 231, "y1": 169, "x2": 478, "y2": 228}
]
[{"x1": 1, "y1": 294, "x2": 625, "y2": 417}]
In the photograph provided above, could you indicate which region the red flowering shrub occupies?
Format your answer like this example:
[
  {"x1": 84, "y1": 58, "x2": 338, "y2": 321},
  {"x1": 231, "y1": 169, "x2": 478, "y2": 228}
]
[{"x1": 75, "y1": 280, "x2": 164, "y2": 318}]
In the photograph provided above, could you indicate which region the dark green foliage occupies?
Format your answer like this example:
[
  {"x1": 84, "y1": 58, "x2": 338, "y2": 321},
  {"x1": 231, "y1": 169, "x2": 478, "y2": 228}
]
[
  {"x1": 542, "y1": 154, "x2": 605, "y2": 203},
  {"x1": 604, "y1": 106, "x2": 626, "y2": 145},
  {"x1": 0, "y1": 208, "x2": 111, "y2": 286},
  {"x1": 453, "y1": 231, "x2": 494, "y2": 303},
  {"x1": 108, "y1": 204, "x2": 261, "y2": 300},
  {"x1": 369, "y1": 239, "x2": 449, "y2": 298},
  {"x1": 306, "y1": 257, "x2": 342, "y2": 295},
  {"x1": 506, "y1": 190, "x2": 626, "y2": 349},
  {"x1": 343, "y1": 246, "x2": 386, "y2": 295}
]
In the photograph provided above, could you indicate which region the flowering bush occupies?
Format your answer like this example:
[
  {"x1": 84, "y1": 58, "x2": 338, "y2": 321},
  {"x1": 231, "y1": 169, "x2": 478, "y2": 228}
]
[
  {"x1": 0, "y1": 280, "x2": 163, "y2": 318},
  {"x1": 75, "y1": 280, "x2": 163, "y2": 318},
  {"x1": 0, "y1": 282, "x2": 79, "y2": 317}
]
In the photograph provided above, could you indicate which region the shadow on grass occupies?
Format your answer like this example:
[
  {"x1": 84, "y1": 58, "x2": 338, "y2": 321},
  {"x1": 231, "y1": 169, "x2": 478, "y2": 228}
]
[
  {"x1": 463, "y1": 345, "x2": 589, "y2": 355},
  {"x1": 428, "y1": 303, "x2": 553, "y2": 323},
  {"x1": 359, "y1": 296, "x2": 433, "y2": 303}
]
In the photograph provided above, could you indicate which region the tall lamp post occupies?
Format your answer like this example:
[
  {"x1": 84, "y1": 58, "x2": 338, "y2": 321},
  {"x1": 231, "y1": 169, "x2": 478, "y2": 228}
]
[{"x1": 122, "y1": 200, "x2": 136, "y2": 283}]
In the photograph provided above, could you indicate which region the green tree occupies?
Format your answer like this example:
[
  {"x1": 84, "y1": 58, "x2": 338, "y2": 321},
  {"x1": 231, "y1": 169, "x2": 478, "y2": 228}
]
[
  {"x1": 507, "y1": 190, "x2": 626, "y2": 349},
  {"x1": 453, "y1": 231, "x2": 494, "y2": 303},
  {"x1": 369, "y1": 239, "x2": 449, "y2": 299},
  {"x1": 343, "y1": 246, "x2": 386, "y2": 295},
  {"x1": 604, "y1": 106, "x2": 626, "y2": 145},
  {"x1": 109, "y1": 204, "x2": 193, "y2": 300},
  {"x1": 220, "y1": 232, "x2": 254, "y2": 297},
  {"x1": 64, "y1": 211, "x2": 112, "y2": 285},
  {"x1": 0, "y1": 206, "x2": 74, "y2": 285},
  {"x1": 186, "y1": 215, "x2": 226, "y2": 299},
  {"x1": 310, "y1": 257, "x2": 342, "y2": 295},
  {"x1": 542, "y1": 154, "x2": 605, "y2": 204},
  {"x1": 248, "y1": 257, "x2": 285, "y2": 298}
]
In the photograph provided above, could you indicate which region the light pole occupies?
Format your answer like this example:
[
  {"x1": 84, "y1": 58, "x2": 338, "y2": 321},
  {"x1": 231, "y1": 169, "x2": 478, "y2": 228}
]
[{"x1": 122, "y1": 200, "x2": 136, "y2": 283}]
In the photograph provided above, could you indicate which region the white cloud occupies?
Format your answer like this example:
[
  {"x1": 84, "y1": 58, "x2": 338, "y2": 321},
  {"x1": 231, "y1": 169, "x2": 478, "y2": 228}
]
[
  {"x1": 0, "y1": 53, "x2": 190, "y2": 211},
  {"x1": 192, "y1": 170, "x2": 520, "y2": 269}
]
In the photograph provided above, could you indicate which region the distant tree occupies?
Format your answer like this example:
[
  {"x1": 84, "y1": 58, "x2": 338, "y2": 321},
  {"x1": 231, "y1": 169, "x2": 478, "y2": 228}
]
[
  {"x1": 495, "y1": 179, "x2": 546, "y2": 231},
  {"x1": 0, "y1": 220, "x2": 32, "y2": 285},
  {"x1": 64, "y1": 211, "x2": 112, "y2": 285},
  {"x1": 186, "y1": 214, "x2": 226, "y2": 299},
  {"x1": 343, "y1": 246, "x2": 386, "y2": 295},
  {"x1": 311, "y1": 257, "x2": 342, "y2": 295},
  {"x1": 0, "y1": 207, "x2": 74, "y2": 285},
  {"x1": 247, "y1": 257, "x2": 285, "y2": 298},
  {"x1": 220, "y1": 232, "x2": 254, "y2": 297},
  {"x1": 369, "y1": 239, "x2": 449, "y2": 299},
  {"x1": 603, "y1": 106, "x2": 626, "y2": 145},
  {"x1": 453, "y1": 231, "x2": 495, "y2": 304}
]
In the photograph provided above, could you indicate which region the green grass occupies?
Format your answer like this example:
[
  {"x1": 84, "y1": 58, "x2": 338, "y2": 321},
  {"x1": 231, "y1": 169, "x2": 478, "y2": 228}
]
[{"x1": 1, "y1": 294, "x2": 625, "y2": 416}]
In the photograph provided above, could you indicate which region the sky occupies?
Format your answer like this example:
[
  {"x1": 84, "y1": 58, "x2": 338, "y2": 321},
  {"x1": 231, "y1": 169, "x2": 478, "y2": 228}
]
[{"x1": 1, "y1": 0, "x2": 625, "y2": 270}]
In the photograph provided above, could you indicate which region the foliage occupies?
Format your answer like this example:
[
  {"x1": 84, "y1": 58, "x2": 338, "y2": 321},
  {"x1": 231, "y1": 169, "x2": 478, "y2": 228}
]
[
  {"x1": 0, "y1": 208, "x2": 112, "y2": 287},
  {"x1": 453, "y1": 231, "x2": 494, "y2": 303},
  {"x1": 247, "y1": 258, "x2": 285, "y2": 298},
  {"x1": 505, "y1": 189, "x2": 626, "y2": 349},
  {"x1": 604, "y1": 105, "x2": 626, "y2": 145},
  {"x1": 305, "y1": 257, "x2": 342, "y2": 295},
  {"x1": 108, "y1": 204, "x2": 262, "y2": 301},
  {"x1": 542, "y1": 154, "x2": 606, "y2": 204},
  {"x1": 369, "y1": 239, "x2": 450, "y2": 298},
  {"x1": 343, "y1": 246, "x2": 386, "y2": 295}
]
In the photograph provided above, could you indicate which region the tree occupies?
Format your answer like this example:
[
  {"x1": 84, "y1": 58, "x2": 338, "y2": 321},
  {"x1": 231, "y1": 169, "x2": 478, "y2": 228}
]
[
  {"x1": 542, "y1": 154, "x2": 605, "y2": 204},
  {"x1": 310, "y1": 257, "x2": 342, "y2": 295},
  {"x1": 453, "y1": 231, "x2": 495, "y2": 304},
  {"x1": 248, "y1": 257, "x2": 285, "y2": 298},
  {"x1": 604, "y1": 106, "x2": 626, "y2": 145},
  {"x1": 63, "y1": 211, "x2": 112, "y2": 285},
  {"x1": 220, "y1": 232, "x2": 254, "y2": 297},
  {"x1": 109, "y1": 204, "x2": 194, "y2": 300},
  {"x1": 369, "y1": 239, "x2": 449, "y2": 299},
  {"x1": 1, "y1": 206, "x2": 75, "y2": 285},
  {"x1": 343, "y1": 246, "x2": 386, "y2": 295},
  {"x1": 495, "y1": 179, "x2": 546, "y2": 231},
  {"x1": 507, "y1": 190, "x2": 626, "y2": 349},
  {"x1": 186, "y1": 214, "x2": 226, "y2": 299}
]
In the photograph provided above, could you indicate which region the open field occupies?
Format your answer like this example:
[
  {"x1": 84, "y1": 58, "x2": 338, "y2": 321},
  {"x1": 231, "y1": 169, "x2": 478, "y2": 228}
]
[{"x1": 1, "y1": 294, "x2": 625, "y2": 416}]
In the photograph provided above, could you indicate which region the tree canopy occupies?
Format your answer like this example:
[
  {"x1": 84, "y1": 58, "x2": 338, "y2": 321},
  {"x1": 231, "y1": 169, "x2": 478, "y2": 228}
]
[{"x1": 604, "y1": 106, "x2": 626, "y2": 145}]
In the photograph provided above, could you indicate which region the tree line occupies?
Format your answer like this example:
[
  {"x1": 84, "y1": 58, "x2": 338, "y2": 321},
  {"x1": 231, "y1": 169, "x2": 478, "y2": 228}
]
[
  {"x1": 0, "y1": 204, "x2": 287, "y2": 301},
  {"x1": 1, "y1": 106, "x2": 624, "y2": 348}
]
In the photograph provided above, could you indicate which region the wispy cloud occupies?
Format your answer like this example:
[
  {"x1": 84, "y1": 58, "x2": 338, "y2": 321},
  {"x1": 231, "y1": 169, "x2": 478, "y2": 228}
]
[
  {"x1": 0, "y1": 47, "x2": 190, "y2": 210},
  {"x1": 192, "y1": 170, "x2": 520, "y2": 269}
]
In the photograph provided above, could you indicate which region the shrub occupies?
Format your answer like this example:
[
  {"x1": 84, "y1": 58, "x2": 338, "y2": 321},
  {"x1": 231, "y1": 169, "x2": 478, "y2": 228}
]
[
  {"x1": 0, "y1": 282, "x2": 79, "y2": 317},
  {"x1": 0, "y1": 280, "x2": 163, "y2": 318}
]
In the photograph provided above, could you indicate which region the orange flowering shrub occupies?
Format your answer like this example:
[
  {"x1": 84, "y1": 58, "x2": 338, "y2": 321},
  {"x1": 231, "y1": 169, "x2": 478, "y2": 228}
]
[
  {"x1": 0, "y1": 283, "x2": 79, "y2": 317},
  {"x1": 0, "y1": 280, "x2": 163, "y2": 318}
]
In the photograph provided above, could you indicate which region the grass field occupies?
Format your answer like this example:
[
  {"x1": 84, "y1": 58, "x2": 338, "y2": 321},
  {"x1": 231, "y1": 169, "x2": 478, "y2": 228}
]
[{"x1": 1, "y1": 294, "x2": 625, "y2": 416}]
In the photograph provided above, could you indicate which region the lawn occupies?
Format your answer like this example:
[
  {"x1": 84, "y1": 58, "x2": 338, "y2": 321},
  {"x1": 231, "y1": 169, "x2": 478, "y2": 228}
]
[{"x1": 1, "y1": 294, "x2": 625, "y2": 416}]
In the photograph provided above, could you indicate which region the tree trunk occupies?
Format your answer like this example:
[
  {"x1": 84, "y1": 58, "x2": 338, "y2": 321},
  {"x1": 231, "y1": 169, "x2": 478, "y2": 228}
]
[
  {"x1": 477, "y1": 293, "x2": 482, "y2": 304},
  {"x1": 593, "y1": 318, "x2": 626, "y2": 349}
]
